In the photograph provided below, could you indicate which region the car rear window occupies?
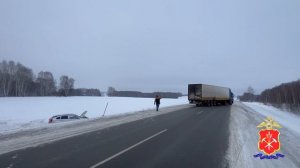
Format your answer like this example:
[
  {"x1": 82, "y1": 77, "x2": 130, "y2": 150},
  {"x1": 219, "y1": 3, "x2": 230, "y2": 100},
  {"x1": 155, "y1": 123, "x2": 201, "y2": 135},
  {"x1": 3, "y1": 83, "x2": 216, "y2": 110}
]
[{"x1": 69, "y1": 115, "x2": 79, "y2": 119}]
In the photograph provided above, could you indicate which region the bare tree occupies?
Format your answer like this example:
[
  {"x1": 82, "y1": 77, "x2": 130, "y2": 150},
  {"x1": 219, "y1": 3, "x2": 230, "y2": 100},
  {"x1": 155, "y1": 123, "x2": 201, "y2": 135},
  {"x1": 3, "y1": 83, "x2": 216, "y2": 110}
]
[
  {"x1": 258, "y1": 79, "x2": 300, "y2": 113},
  {"x1": 107, "y1": 86, "x2": 116, "y2": 96},
  {"x1": 36, "y1": 71, "x2": 56, "y2": 96},
  {"x1": 0, "y1": 60, "x2": 10, "y2": 96},
  {"x1": 59, "y1": 75, "x2": 75, "y2": 96},
  {"x1": 238, "y1": 86, "x2": 257, "y2": 102},
  {"x1": 0, "y1": 60, "x2": 33, "y2": 96},
  {"x1": 14, "y1": 63, "x2": 34, "y2": 96},
  {"x1": 247, "y1": 86, "x2": 255, "y2": 94}
]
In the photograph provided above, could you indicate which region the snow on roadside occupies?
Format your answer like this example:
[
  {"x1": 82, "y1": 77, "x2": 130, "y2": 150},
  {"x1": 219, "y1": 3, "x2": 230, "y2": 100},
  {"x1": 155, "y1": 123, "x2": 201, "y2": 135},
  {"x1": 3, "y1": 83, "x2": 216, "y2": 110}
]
[
  {"x1": 226, "y1": 101, "x2": 300, "y2": 168},
  {"x1": 243, "y1": 102, "x2": 300, "y2": 135},
  {"x1": 0, "y1": 104, "x2": 191, "y2": 155},
  {"x1": 0, "y1": 96, "x2": 187, "y2": 134}
]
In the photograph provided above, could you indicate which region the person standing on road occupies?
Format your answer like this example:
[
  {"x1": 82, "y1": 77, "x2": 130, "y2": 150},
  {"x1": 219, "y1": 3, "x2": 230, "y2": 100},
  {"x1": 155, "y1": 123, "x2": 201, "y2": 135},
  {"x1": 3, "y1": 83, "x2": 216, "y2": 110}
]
[{"x1": 154, "y1": 95, "x2": 161, "y2": 111}]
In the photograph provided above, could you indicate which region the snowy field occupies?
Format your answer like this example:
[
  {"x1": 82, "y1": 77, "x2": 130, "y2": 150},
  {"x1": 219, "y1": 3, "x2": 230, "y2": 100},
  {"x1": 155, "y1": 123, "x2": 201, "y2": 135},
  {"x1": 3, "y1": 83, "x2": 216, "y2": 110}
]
[
  {"x1": 0, "y1": 96, "x2": 188, "y2": 134},
  {"x1": 227, "y1": 101, "x2": 300, "y2": 168}
]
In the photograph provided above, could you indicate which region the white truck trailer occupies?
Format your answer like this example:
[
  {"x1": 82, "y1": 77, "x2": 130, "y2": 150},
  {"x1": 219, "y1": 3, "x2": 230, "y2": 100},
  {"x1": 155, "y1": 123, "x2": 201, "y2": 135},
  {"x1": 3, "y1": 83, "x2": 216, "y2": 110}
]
[{"x1": 188, "y1": 84, "x2": 234, "y2": 106}]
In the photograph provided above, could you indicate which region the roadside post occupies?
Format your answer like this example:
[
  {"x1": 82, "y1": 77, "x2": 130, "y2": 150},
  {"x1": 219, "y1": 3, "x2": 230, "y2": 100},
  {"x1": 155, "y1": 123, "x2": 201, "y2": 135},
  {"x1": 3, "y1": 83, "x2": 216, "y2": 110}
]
[{"x1": 102, "y1": 102, "x2": 109, "y2": 117}]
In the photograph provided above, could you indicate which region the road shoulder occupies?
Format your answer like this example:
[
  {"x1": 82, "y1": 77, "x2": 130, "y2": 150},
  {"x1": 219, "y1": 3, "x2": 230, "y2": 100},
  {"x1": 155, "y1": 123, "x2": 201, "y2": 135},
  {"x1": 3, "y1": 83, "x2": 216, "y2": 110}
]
[{"x1": 0, "y1": 104, "x2": 192, "y2": 155}]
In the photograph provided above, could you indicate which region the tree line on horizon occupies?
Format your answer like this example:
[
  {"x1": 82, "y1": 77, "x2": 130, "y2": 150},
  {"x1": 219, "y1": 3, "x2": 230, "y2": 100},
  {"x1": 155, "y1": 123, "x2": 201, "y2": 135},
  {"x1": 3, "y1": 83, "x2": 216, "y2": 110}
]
[
  {"x1": 238, "y1": 80, "x2": 300, "y2": 112},
  {"x1": 107, "y1": 87, "x2": 182, "y2": 99},
  {"x1": 0, "y1": 60, "x2": 100, "y2": 97}
]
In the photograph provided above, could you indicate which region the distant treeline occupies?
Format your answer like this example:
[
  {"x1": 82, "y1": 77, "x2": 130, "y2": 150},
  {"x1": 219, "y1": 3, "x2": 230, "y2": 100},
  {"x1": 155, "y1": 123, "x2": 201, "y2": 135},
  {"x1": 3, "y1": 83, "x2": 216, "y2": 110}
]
[
  {"x1": 107, "y1": 87, "x2": 182, "y2": 99},
  {"x1": 0, "y1": 60, "x2": 101, "y2": 97},
  {"x1": 238, "y1": 80, "x2": 300, "y2": 112},
  {"x1": 64, "y1": 88, "x2": 101, "y2": 96}
]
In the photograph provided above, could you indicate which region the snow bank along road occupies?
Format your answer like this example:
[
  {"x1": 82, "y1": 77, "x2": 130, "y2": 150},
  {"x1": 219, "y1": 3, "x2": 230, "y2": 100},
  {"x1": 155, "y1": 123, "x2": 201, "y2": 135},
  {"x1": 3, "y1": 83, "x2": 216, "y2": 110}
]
[
  {"x1": 0, "y1": 104, "x2": 231, "y2": 168},
  {"x1": 1, "y1": 102, "x2": 300, "y2": 168},
  {"x1": 0, "y1": 96, "x2": 188, "y2": 133},
  {"x1": 227, "y1": 102, "x2": 300, "y2": 168}
]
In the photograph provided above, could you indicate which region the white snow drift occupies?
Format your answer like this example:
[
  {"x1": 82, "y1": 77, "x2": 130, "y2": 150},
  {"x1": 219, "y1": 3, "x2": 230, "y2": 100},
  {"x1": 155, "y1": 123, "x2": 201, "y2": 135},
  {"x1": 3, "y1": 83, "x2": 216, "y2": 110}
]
[{"x1": 0, "y1": 96, "x2": 187, "y2": 134}]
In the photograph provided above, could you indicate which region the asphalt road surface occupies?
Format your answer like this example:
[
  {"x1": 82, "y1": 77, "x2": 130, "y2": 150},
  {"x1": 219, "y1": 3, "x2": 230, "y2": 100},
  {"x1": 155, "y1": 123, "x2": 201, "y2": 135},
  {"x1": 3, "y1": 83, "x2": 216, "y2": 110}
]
[{"x1": 0, "y1": 105, "x2": 232, "y2": 168}]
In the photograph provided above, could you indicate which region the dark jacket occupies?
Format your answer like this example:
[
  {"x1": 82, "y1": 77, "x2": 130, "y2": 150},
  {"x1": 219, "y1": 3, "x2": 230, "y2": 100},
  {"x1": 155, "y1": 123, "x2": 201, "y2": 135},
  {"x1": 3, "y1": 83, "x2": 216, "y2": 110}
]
[{"x1": 154, "y1": 97, "x2": 161, "y2": 105}]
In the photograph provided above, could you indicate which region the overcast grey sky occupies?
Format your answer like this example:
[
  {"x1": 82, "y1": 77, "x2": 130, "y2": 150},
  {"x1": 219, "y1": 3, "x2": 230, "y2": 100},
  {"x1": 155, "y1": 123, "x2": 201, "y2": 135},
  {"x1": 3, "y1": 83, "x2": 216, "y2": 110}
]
[{"x1": 0, "y1": 0, "x2": 299, "y2": 95}]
